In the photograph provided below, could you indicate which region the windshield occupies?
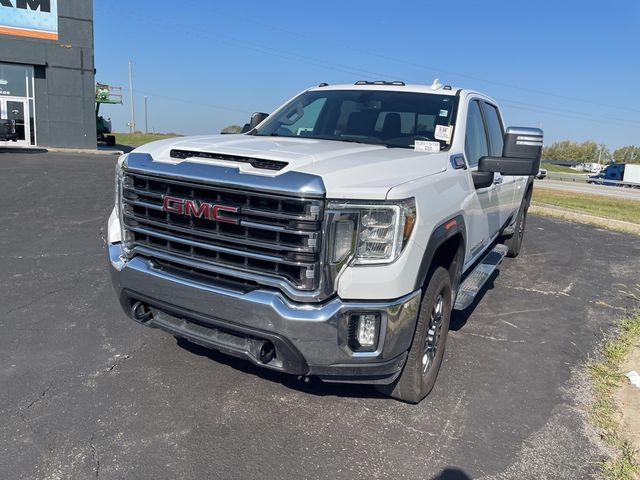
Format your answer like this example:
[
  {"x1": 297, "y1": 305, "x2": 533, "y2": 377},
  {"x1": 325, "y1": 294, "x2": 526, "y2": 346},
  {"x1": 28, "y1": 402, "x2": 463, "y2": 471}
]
[{"x1": 254, "y1": 89, "x2": 459, "y2": 150}]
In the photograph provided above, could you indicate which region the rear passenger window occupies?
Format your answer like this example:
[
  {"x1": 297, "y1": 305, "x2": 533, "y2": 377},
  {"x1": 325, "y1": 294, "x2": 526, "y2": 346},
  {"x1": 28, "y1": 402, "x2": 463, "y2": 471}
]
[
  {"x1": 482, "y1": 103, "x2": 504, "y2": 156},
  {"x1": 465, "y1": 100, "x2": 488, "y2": 167}
]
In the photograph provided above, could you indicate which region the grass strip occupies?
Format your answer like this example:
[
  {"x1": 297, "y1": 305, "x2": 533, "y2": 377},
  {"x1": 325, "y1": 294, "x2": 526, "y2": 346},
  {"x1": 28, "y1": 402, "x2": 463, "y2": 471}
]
[
  {"x1": 589, "y1": 304, "x2": 640, "y2": 480},
  {"x1": 113, "y1": 132, "x2": 182, "y2": 147},
  {"x1": 532, "y1": 188, "x2": 640, "y2": 225}
]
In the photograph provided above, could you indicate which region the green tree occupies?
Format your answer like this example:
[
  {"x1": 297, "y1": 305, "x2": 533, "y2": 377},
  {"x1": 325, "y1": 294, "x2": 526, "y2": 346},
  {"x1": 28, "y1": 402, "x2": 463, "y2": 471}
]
[
  {"x1": 542, "y1": 140, "x2": 606, "y2": 163},
  {"x1": 221, "y1": 124, "x2": 242, "y2": 134},
  {"x1": 612, "y1": 145, "x2": 640, "y2": 163}
]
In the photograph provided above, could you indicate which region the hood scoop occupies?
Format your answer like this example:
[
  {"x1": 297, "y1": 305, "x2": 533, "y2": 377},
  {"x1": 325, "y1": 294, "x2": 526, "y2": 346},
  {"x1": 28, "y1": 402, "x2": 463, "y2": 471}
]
[{"x1": 170, "y1": 149, "x2": 288, "y2": 171}]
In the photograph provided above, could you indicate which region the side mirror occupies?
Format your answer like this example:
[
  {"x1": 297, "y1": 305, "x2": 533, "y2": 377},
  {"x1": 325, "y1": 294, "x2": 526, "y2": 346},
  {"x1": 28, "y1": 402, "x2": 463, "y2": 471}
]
[
  {"x1": 479, "y1": 127, "x2": 543, "y2": 176},
  {"x1": 249, "y1": 112, "x2": 269, "y2": 130}
]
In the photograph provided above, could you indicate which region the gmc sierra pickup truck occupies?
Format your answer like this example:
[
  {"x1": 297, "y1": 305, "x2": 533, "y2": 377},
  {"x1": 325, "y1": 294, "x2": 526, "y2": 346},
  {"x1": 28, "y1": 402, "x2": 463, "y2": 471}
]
[{"x1": 107, "y1": 80, "x2": 542, "y2": 403}]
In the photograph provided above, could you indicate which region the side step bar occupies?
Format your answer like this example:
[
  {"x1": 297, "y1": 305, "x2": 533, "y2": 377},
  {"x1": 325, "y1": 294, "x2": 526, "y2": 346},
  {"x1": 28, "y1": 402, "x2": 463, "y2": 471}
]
[{"x1": 454, "y1": 244, "x2": 509, "y2": 310}]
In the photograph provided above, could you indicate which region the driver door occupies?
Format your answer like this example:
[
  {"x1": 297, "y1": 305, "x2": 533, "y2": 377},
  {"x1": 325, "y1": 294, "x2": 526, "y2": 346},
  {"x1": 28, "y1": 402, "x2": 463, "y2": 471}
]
[{"x1": 463, "y1": 99, "x2": 501, "y2": 267}]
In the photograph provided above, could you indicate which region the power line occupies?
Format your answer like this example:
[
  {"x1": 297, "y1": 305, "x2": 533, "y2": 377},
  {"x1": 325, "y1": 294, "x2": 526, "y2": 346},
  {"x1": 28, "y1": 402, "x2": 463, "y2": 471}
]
[
  {"x1": 94, "y1": 5, "x2": 640, "y2": 131},
  {"x1": 200, "y1": 8, "x2": 640, "y2": 116}
]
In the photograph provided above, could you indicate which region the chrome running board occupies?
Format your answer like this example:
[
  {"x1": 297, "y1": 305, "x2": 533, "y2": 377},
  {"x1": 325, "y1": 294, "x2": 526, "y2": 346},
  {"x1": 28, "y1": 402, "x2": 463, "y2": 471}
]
[{"x1": 454, "y1": 244, "x2": 508, "y2": 310}]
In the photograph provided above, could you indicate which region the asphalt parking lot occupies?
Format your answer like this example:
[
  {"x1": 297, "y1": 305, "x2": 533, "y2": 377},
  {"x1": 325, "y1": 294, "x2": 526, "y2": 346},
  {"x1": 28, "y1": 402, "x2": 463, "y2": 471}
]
[{"x1": 1, "y1": 151, "x2": 639, "y2": 480}]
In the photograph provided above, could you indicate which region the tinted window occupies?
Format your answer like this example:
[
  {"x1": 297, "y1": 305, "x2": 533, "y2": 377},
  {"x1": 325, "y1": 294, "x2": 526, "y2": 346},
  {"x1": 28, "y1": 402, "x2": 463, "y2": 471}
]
[
  {"x1": 465, "y1": 100, "x2": 488, "y2": 166},
  {"x1": 482, "y1": 102, "x2": 504, "y2": 156}
]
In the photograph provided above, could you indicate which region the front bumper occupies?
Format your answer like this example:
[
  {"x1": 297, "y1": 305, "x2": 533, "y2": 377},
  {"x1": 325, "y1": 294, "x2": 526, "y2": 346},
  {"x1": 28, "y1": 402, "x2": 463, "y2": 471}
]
[{"x1": 108, "y1": 243, "x2": 421, "y2": 384}]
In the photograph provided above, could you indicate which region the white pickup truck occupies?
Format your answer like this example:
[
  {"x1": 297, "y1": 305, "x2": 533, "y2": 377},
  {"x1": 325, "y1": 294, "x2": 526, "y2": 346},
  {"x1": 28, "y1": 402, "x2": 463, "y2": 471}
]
[{"x1": 107, "y1": 80, "x2": 542, "y2": 403}]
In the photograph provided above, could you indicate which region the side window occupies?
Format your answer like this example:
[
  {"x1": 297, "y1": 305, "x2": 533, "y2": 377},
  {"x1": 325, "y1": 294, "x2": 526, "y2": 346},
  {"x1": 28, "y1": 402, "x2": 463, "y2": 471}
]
[
  {"x1": 464, "y1": 100, "x2": 488, "y2": 167},
  {"x1": 482, "y1": 102, "x2": 504, "y2": 156}
]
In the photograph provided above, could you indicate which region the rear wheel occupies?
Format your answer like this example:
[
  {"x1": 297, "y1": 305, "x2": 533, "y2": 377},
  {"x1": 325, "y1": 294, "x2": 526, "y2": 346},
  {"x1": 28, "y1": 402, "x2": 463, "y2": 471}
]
[
  {"x1": 377, "y1": 266, "x2": 452, "y2": 403},
  {"x1": 106, "y1": 135, "x2": 116, "y2": 146},
  {"x1": 504, "y1": 191, "x2": 531, "y2": 258}
]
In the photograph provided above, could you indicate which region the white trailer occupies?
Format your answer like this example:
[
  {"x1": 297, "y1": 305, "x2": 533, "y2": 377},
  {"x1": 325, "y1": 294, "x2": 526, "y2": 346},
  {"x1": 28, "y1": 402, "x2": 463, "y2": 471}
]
[{"x1": 623, "y1": 164, "x2": 640, "y2": 184}]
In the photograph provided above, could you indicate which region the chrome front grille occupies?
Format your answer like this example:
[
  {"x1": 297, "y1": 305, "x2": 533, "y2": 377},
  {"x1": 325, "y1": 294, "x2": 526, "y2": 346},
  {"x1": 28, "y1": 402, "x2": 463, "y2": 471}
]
[{"x1": 120, "y1": 170, "x2": 324, "y2": 293}]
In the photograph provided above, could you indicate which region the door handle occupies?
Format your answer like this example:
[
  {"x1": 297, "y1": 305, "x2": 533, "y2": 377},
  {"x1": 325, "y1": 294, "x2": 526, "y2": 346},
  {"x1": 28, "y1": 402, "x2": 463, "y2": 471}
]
[{"x1": 493, "y1": 176, "x2": 503, "y2": 185}]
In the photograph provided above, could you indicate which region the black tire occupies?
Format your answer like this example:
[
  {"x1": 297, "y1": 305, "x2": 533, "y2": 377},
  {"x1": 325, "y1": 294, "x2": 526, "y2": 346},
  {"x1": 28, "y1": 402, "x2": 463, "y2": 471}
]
[
  {"x1": 504, "y1": 192, "x2": 531, "y2": 258},
  {"x1": 106, "y1": 135, "x2": 116, "y2": 146},
  {"x1": 376, "y1": 266, "x2": 452, "y2": 404}
]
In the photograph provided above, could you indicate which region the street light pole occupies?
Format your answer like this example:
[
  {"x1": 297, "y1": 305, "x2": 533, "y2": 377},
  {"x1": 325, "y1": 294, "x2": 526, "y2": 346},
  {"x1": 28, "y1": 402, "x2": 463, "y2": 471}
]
[
  {"x1": 128, "y1": 60, "x2": 136, "y2": 133},
  {"x1": 144, "y1": 96, "x2": 148, "y2": 134}
]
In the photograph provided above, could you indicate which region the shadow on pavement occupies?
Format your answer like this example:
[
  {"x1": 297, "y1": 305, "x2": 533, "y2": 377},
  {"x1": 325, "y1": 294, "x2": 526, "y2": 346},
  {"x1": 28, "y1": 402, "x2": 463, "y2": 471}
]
[
  {"x1": 0, "y1": 147, "x2": 48, "y2": 154},
  {"x1": 114, "y1": 143, "x2": 134, "y2": 153},
  {"x1": 97, "y1": 143, "x2": 134, "y2": 153},
  {"x1": 176, "y1": 337, "x2": 387, "y2": 400},
  {"x1": 450, "y1": 271, "x2": 499, "y2": 332},
  {"x1": 430, "y1": 468, "x2": 473, "y2": 479}
]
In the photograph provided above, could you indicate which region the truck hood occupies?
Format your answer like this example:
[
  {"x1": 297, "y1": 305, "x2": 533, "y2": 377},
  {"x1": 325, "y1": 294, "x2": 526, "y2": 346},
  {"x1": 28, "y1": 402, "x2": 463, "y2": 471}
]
[{"x1": 133, "y1": 134, "x2": 449, "y2": 199}]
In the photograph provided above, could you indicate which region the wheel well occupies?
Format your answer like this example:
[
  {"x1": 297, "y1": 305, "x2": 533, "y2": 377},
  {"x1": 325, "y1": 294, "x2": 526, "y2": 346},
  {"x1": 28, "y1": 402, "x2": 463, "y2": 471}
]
[{"x1": 429, "y1": 234, "x2": 464, "y2": 290}]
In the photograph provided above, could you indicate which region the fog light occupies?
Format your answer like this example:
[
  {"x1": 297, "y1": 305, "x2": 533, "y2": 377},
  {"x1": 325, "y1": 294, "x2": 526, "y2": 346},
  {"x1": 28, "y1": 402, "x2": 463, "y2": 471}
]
[{"x1": 349, "y1": 313, "x2": 381, "y2": 352}]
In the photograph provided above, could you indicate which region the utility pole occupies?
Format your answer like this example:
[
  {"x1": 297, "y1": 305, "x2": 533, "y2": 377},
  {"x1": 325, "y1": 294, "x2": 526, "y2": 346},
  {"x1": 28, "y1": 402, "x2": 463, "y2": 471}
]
[
  {"x1": 128, "y1": 60, "x2": 136, "y2": 133},
  {"x1": 144, "y1": 96, "x2": 148, "y2": 134}
]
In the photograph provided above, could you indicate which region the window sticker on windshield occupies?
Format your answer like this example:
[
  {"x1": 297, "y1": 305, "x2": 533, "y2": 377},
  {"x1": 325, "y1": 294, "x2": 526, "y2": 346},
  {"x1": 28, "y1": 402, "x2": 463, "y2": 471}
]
[
  {"x1": 414, "y1": 140, "x2": 440, "y2": 153},
  {"x1": 434, "y1": 125, "x2": 453, "y2": 143},
  {"x1": 439, "y1": 109, "x2": 448, "y2": 117}
]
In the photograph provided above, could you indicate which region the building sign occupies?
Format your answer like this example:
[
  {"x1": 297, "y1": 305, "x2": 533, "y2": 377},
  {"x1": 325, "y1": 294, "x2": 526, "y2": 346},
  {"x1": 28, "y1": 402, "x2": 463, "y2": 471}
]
[{"x1": 0, "y1": 0, "x2": 58, "y2": 40}]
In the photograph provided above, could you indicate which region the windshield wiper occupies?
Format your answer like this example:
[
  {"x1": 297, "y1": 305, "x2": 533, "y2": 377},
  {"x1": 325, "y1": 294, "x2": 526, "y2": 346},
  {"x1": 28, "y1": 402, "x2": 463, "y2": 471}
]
[{"x1": 383, "y1": 143, "x2": 411, "y2": 149}]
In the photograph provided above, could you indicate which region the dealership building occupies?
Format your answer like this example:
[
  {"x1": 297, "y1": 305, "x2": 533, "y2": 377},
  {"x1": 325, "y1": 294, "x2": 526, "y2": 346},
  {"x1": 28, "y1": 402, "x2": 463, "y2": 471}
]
[{"x1": 0, "y1": 0, "x2": 96, "y2": 149}]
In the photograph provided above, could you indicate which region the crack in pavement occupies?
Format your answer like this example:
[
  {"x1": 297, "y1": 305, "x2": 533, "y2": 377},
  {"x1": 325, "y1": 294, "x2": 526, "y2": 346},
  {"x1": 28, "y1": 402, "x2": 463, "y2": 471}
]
[
  {"x1": 16, "y1": 383, "x2": 53, "y2": 425},
  {"x1": 90, "y1": 433, "x2": 100, "y2": 479},
  {"x1": 105, "y1": 342, "x2": 147, "y2": 374},
  {"x1": 26, "y1": 383, "x2": 52, "y2": 410},
  {"x1": 3, "y1": 277, "x2": 82, "y2": 316}
]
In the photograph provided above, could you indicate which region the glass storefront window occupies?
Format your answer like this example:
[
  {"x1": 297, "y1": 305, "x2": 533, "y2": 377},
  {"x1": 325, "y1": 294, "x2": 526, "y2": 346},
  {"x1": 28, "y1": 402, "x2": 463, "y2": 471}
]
[
  {"x1": 0, "y1": 63, "x2": 31, "y2": 98},
  {"x1": 0, "y1": 63, "x2": 36, "y2": 146}
]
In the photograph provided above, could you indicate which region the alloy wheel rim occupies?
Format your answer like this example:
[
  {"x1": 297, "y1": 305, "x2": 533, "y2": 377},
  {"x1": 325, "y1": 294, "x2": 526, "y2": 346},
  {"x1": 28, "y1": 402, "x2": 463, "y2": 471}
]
[
  {"x1": 518, "y1": 210, "x2": 527, "y2": 241},
  {"x1": 422, "y1": 293, "x2": 444, "y2": 374}
]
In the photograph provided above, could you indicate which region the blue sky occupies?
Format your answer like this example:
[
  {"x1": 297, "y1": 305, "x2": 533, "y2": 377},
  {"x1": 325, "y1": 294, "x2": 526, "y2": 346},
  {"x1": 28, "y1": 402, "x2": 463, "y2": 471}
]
[{"x1": 94, "y1": 0, "x2": 640, "y2": 150}]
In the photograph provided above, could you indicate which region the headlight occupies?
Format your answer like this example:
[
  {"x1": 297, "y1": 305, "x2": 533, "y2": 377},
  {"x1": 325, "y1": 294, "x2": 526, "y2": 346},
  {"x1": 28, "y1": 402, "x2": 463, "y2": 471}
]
[{"x1": 327, "y1": 198, "x2": 416, "y2": 265}]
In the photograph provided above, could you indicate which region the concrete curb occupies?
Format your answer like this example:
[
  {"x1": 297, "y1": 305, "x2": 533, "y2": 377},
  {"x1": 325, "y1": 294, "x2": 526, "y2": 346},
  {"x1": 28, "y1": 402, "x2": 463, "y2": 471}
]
[
  {"x1": 1, "y1": 146, "x2": 124, "y2": 155},
  {"x1": 46, "y1": 147, "x2": 124, "y2": 155}
]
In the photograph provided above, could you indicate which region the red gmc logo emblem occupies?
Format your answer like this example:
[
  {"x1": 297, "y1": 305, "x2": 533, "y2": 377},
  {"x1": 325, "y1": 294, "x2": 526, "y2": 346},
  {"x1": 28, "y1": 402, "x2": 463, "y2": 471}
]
[{"x1": 162, "y1": 195, "x2": 239, "y2": 224}]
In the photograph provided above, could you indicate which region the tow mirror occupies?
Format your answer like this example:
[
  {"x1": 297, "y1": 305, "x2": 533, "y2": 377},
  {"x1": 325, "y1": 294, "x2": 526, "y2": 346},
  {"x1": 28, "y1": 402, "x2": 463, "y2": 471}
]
[
  {"x1": 479, "y1": 127, "x2": 543, "y2": 176},
  {"x1": 249, "y1": 112, "x2": 269, "y2": 130}
]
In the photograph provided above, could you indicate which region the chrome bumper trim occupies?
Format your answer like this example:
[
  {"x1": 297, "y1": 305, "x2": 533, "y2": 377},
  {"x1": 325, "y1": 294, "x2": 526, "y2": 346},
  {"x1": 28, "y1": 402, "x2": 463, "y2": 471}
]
[{"x1": 109, "y1": 243, "x2": 421, "y2": 379}]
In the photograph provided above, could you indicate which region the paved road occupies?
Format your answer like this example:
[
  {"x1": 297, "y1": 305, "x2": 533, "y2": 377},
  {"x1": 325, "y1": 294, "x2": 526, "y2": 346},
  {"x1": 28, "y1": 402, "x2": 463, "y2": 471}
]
[
  {"x1": 2, "y1": 151, "x2": 640, "y2": 480},
  {"x1": 537, "y1": 178, "x2": 640, "y2": 201}
]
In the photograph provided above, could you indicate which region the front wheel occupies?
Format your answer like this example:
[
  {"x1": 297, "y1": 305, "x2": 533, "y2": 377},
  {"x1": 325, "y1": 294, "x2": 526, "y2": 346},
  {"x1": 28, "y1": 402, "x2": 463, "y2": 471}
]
[{"x1": 377, "y1": 266, "x2": 452, "y2": 403}]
